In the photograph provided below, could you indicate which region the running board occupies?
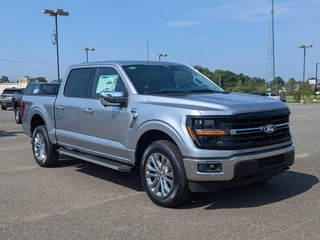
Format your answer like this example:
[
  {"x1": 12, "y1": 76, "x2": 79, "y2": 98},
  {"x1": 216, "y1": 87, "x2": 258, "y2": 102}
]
[{"x1": 58, "y1": 148, "x2": 133, "y2": 172}]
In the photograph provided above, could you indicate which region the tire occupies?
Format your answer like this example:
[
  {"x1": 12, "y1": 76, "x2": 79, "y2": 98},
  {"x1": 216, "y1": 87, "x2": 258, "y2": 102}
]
[
  {"x1": 32, "y1": 125, "x2": 59, "y2": 167},
  {"x1": 1, "y1": 105, "x2": 6, "y2": 110},
  {"x1": 14, "y1": 107, "x2": 22, "y2": 124},
  {"x1": 140, "y1": 140, "x2": 191, "y2": 208}
]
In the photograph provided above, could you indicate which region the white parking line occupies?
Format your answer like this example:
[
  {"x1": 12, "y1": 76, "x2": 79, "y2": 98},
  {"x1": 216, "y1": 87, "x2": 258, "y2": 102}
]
[{"x1": 295, "y1": 153, "x2": 309, "y2": 158}]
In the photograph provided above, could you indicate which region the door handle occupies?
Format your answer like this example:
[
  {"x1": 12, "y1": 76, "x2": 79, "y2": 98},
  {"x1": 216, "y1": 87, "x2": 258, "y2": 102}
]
[
  {"x1": 55, "y1": 105, "x2": 64, "y2": 111},
  {"x1": 83, "y1": 108, "x2": 94, "y2": 114}
]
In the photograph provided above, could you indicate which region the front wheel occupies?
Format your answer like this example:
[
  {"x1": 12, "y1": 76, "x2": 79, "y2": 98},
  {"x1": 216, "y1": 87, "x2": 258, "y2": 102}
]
[
  {"x1": 14, "y1": 107, "x2": 22, "y2": 124},
  {"x1": 32, "y1": 125, "x2": 59, "y2": 167},
  {"x1": 140, "y1": 140, "x2": 191, "y2": 208}
]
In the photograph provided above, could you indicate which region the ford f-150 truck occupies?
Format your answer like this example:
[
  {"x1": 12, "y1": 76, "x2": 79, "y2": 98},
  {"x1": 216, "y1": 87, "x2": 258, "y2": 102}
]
[{"x1": 21, "y1": 61, "x2": 295, "y2": 207}]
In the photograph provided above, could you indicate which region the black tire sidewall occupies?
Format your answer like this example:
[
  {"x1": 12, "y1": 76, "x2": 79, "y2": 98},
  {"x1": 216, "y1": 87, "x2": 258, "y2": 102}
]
[
  {"x1": 32, "y1": 125, "x2": 58, "y2": 167},
  {"x1": 15, "y1": 108, "x2": 21, "y2": 124}
]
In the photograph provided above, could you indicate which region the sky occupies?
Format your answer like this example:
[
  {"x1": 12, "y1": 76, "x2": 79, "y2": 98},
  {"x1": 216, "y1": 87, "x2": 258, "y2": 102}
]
[{"x1": 0, "y1": 0, "x2": 319, "y2": 82}]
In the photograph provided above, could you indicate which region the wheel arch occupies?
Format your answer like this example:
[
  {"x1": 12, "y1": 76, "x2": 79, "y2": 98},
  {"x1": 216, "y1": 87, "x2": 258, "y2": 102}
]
[
  {"x1": 133, "y1": 120, "x2": 187, "y2": 168},
  {"x1": 135, "y1": 130, "x2": 177, "y2": 168},
  {"x1": 13, "y1": 101, "x2": 20, "y2": 110},
  {"x1": 30, "y1": 114, "x2": 46, "y2": 135}
]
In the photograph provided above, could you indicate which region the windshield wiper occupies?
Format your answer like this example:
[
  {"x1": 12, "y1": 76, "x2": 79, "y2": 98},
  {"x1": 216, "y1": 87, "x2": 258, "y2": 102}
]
[
  {"x1": 188, "y1": 89, "x2": 229, "y2": 94},
  {"x1": 146, "y1": 88, "x2": 189, "y2": 94}
]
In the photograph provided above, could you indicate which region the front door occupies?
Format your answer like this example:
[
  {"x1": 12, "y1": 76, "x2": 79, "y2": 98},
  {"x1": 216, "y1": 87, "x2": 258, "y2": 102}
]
[{"x1": 81, "y1": 67, "x2": 132, "y2": 163}]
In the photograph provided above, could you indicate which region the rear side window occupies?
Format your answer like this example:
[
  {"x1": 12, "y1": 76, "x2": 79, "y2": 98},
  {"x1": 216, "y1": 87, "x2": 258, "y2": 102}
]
[
  {"x1": 41, "y1": 84, "x2": 60, "y2": 94},
  {"x1": 64, "y1": 68, "x2": 94, "y2": 98},
  {"x1": 25, "y1": 85, "x2": 38, "y2": 94}
]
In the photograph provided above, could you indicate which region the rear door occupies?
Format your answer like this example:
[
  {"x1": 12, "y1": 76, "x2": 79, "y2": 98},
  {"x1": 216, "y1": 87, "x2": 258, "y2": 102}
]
[{"x1": 55, "y1": 67, "x2": 95, "y2": 150}]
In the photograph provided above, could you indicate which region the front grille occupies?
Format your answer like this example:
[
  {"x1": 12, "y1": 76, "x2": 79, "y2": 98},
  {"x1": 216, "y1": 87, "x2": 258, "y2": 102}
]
[
  {"x1": 223, "y1": 110, "x2": 291, "y2": 149},
  {"x1": 188, "y1": 109, "x2": 292, "y2": 150}
]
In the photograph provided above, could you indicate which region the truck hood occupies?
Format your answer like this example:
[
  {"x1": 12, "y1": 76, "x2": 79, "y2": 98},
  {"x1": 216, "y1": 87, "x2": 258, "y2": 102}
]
[{"x1": 146, "y1": 92, "x2": 288, "y2": 115}]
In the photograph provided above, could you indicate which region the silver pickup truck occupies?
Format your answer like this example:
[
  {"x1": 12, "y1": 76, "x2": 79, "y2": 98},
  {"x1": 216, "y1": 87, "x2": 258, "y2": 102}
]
[{"x1": 21, "y1": 61, "x2": 295, "y2": 207}]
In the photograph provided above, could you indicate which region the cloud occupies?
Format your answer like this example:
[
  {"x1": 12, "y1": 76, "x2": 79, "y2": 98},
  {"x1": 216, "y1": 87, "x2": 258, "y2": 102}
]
[{"x1": 167, "y1": 20, "x2": 201, "y2": 27}]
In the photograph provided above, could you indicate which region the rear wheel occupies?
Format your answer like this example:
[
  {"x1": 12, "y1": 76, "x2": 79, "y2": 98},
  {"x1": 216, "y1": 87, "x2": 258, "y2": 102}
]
[
  {"x1": 140, "y1": 140, "x2": 191, "y2": 208},
  {"x1": 32, "y1": 125, "x2": 59, "y2": 167},
  {"x1": 14, "y1": 107, "x2": 22, "y2": 124},
  {"x1": 1, "y1": 105, "x2": 6, "y2": 110}
]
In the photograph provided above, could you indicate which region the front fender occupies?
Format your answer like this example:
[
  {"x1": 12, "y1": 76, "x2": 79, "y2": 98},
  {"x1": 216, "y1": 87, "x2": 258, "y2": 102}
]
[{"x1": 132, "y1": 119, "x2": 190, "y2": 150}]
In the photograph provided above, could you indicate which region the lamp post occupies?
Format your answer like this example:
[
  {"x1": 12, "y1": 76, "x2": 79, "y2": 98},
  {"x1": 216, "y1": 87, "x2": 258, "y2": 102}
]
[
  {"x1": 43, "y1": 9, "x2": 69, "y2": 82},
  {"x1": 315, "y1": 62, "x2": 319, "y2": 100},
  {"x1": 84, "y1": 48, "x2": 95, "y2": 62},
  {"x1": 297, "y1": 44, "x2": 313, "y2": 103},
  {"x1": 158, "y1": 53, "x2": 167, "y2": 61}
]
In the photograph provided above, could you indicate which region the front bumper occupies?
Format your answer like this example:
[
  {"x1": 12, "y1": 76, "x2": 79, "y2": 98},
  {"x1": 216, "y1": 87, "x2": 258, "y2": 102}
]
[{"x1": 183, "y1": 144, "x2": 294, "y2": 184}]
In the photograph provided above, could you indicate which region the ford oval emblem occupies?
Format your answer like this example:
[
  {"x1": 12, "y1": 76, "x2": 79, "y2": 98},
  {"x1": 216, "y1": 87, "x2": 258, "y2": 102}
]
[{"x1": 263, "y1": 124, "x2": 276, "y2": 134}]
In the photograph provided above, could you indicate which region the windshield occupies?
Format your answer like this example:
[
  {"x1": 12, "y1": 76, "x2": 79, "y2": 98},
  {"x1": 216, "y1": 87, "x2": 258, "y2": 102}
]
[{"x1": 122, "y1": 64, "x2": 224, "y2": 94}]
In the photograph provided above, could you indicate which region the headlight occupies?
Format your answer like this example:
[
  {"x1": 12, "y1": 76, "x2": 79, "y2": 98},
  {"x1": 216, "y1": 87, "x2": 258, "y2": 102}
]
[{"x1": 186, "y1": 117, "x2": 226, "y2": 148}]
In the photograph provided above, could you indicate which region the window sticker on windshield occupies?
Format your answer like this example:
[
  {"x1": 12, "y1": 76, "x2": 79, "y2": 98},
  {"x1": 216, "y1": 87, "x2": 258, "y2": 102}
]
[
  {"x1": 33, "y1": 86, "x2": 40, "y2": 93},
  {"x1": 96, "y1": 75, "x2": 118, "y2": 93}
]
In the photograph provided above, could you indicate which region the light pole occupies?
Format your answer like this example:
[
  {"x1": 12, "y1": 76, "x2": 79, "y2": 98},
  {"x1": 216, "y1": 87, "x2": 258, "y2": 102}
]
[
  {"x1": 43, "y1": 9, "x2": 69, "y2": 82},
  {"x1": 315, "y1": 62, "x2": 319, "y2": 99},
  {"x1": 297, "y1": 44, "x2": 313, "y2": 103},
  {"x1": 84, "y1": 48, "x2": 95, "y2": 62},
  {"x1": 158, "y1": 53, "x2": 167, "y2": 61}
]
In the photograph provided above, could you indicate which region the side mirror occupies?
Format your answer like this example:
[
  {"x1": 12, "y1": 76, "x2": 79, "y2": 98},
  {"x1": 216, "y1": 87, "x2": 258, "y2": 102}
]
[{"x1": 99, "y1": 91, "x2": 128, "y2": 107}]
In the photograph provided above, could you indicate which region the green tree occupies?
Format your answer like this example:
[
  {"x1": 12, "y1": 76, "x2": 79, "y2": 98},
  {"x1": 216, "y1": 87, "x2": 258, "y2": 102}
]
[
  {"x1": 302, "y1": 81, "x2": 314, "y2": 98},
  {"x1": 270, "y1": 76, "x2": 285, "y2": 86},
  {"x1": 292, "y1": 81, "x2": 314, "y2": 102},
  {"x1": 251, "y1": 77, "x2": 267, "y2": 92},
  {"x1": 232, "y1": 79, "x2": 244, "y2": 92},
  {"x1": 285, "y1": 78, "x2": 297, "y2": 95},
  {"x1": 212, "y1": 70, "x2": 238, "y2": 91},
  {"x1": 37, "y1": 77, "x2": 47, "y2": 82},
  {"x1": 1, "y1": 75, "x2": 9, "y2": 83},
  {"x1": 243, "y1": 78, "x2": 266, "y2": 93}
]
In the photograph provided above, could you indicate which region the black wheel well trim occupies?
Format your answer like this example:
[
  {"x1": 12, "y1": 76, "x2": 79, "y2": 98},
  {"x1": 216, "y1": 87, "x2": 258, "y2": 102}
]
[
  {"x1": 135, "y1": 130, "x2": 177, "y2": 168},
  {"x1": 30, "y1": 114, "x2": 46, "y2": 135}
]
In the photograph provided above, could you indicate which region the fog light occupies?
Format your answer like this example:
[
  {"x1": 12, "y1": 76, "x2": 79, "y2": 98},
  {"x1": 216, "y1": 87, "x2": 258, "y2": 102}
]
[{"x1": 198, "y1": 163, "x2": 222, "y2": 173}]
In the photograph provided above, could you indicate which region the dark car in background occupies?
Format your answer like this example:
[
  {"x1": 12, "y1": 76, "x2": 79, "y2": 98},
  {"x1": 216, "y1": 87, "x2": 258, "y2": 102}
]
[
  {"x1": 12, "y1": 88, "x2": 26, "y2": 123},
  {"x1": 0, "y1": 88, "x2": 24, "y2": 110}
]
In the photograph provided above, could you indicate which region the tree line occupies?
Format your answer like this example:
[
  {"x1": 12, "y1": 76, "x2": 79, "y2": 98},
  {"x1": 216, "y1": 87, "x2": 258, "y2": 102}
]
[
  {"x1": 0, "y1": 76, "x2": 48, "y2": 83},
  {"x1": 193, "y1": 65, "x2": 315, "y2": 101}
]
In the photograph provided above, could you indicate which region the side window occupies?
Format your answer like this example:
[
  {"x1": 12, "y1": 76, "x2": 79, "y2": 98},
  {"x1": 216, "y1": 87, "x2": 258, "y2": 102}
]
[
  {"x1": 64, "y1": 68, "x2": 93, "y2": 98},
  {"x1": 25, "y1": 85, "x2": 34, "y2": 94},
  {"x1": 91, "y1": 67, "x2": 127, "y2": 99}
]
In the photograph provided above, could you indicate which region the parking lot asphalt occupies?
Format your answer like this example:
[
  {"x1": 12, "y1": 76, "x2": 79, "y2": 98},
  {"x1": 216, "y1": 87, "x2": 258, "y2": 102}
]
[{"x1": 1, "y1": 103, "x2": 320, "y2": 240}]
